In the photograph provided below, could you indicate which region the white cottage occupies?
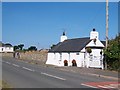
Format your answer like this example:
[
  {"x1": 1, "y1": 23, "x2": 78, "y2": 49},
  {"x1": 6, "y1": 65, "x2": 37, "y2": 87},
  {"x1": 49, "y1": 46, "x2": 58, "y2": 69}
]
[
  {"x1": 0, "y1": 42, "x2": 14, "y2": 53},
  {"x1": 46, "y1": 29, "x2": 105, "y2": 69}
]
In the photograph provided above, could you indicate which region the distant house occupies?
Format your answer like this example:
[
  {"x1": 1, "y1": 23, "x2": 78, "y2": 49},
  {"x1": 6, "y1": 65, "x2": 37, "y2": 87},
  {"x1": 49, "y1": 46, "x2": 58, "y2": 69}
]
[
  {"x1": 46, "y1": 29, "x2": 105, "y2": 69},
  {"x1": 0, "y1": 42, "x2": 14, "y2": 53}
]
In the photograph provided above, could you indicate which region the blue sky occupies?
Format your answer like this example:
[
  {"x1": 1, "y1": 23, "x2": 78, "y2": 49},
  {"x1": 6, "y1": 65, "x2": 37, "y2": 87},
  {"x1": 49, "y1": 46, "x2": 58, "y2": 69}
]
[{"x1": 2, "y1": 2, "x2": 118, "y2": 49}]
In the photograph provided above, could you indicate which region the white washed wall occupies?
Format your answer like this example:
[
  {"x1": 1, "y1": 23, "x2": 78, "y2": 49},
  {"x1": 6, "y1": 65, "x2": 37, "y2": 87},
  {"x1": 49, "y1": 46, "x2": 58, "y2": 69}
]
[
  {"x1": 55, "y1": 53, "x2": 61, "y2": 66},
  {"x1": 46, "y1": 52, "x2": 85, "y2": 67},
  {"x1": 0, "y1": 47, "x2": 3, "y2": 52},
  {"x1": 69, "y1": 53, "x2": 84, "y2": 67},
  {"x1": 61, "y1": 53, "x2": 69, "y2": 66},
  {"x1": 0, "y1": 47, "x2": 13, "y2": 52},
  {"x1": 92, "y1": 49, "x2": 102, "y2": 56},
  {"x1": 46, "y1": 50, "x2": 103, "y2": 68},
  {"x1": 3, "y1": 47, "x2": 14, "y2": 52},
  {"x1": 69, "y1": 53, "x2": 76, "y2": 66},
  {"x1": 78, "y1": 53, "x2": 85, "y2": 67},
  {"x1": 46, "y1": 53, "x2": 62, "y2": 66},
  {"x1": 85, "y1": 39, "x2": 104, "y2": 69},
  {"x1": 87, "y1": 49, "x2": 104, "y2": 69},
  {"x1": 46, "y1": 53, "x2": 54, "y2": 65}
]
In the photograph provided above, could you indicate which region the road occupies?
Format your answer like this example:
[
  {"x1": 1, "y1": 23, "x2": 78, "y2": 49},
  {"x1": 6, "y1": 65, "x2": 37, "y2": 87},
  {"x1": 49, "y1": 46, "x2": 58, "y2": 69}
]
[{"x1": 2, "y1": 57, "x2": 118, "y2": 89}]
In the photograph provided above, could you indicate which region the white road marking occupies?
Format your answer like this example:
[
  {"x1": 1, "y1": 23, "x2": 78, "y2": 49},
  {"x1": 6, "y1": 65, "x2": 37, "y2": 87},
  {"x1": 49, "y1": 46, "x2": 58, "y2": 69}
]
[
  {"x1": 81, "y1": 83, "x2": 97, "y2": 88},
  {"x1": 97, "y1": 85, "x2": 115, "y2": 88},
  {"x1": 22, "y1": 67, "x2": 35, "y2": 72},
  {"x1": 6, "y1": 62, "x2": 11, "y2": 65},
  {"x1": 41, "y1": 72, "x2": 66, "y2": 81},
  {"x1": 81, "y1": 84, "x2": 118, "y2": 89},
  {"x1": 12, "y1": 64, "x2": 20, "y2": 67},
  {"x1": 110, "y1": 84, "x2": 119, "y2": 88}
]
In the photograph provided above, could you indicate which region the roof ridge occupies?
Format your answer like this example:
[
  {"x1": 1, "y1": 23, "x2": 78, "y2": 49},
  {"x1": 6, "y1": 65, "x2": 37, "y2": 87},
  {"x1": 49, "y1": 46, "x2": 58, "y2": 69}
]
[{"x1": 66, "y1": 37, "x2": 90, "y2": 40}]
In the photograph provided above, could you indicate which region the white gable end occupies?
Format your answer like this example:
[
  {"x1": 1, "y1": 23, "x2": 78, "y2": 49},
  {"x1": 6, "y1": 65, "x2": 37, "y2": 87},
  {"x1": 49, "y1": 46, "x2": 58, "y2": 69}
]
[
  {"x1": 81, "y1": 47, "x2": 86, "y2": 52},
  {"x1": 86, "y1": 39, "x2": 104, "y2": 48}
]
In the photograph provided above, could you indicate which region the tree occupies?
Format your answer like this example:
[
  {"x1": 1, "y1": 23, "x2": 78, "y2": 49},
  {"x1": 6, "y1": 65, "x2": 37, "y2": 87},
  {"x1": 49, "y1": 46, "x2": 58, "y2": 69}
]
[
  {"x1": 18, "y1": 44, "x2": 24, "y2": 50},
  {"x1": 28, "y1": 46, "x2": 37, "y2": 51},
  {"x1": 50, "y1": 44, "x2": 56, "y2": 49},
  {"x1": 13, "y1": 46, "x2": 19, "y2": 51},
  {"x1": 104, "y1": 34, "x2": 120, "y2": 71}
]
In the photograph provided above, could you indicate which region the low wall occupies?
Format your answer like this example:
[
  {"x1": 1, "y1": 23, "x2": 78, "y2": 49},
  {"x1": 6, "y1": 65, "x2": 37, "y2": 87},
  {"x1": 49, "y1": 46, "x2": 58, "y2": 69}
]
[
  {"x1": 20, "y1": 50, "x2": 48, "y2": 63},
  {"x1": 2, "y1": 53, "x2": 13, "y2": 57},
  {"x1": 2, "y1": 50, "x2": 48, "y2": 64}
]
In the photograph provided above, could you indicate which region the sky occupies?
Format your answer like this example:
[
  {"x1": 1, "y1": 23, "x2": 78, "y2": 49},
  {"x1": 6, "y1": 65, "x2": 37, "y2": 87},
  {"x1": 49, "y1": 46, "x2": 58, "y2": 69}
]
[
  {"x1": 2, "y1": 0, "x2": 120, "y2": 2},
  {"x1": 2, "y1": 1, "x2": 118, "y2": 49}
]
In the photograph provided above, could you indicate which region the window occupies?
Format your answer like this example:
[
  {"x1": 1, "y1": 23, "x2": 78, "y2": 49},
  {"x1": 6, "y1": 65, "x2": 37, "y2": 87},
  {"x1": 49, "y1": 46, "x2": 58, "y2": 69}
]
[
  {"x1": 60, "y1": 53, "x2": 62, "y2": 61},
  {"x1": 76, "y1": 52, "x2": 79, "y2": 55},
  {"x1": 2, "y1": 48, "x2": 3, "y2": 51}
]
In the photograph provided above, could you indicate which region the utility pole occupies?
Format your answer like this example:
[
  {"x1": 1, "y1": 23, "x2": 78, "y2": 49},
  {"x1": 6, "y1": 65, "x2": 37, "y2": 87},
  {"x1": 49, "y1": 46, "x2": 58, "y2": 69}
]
[
  {"x1": 37, "y1": 43, "x2": 40, "y2": 51},
  {"x1": 106, "y1": 0, "x2": 109, "y2": 48},
  {"x1": 105, "y1": 0, "x2": 109, "y2": 70}
]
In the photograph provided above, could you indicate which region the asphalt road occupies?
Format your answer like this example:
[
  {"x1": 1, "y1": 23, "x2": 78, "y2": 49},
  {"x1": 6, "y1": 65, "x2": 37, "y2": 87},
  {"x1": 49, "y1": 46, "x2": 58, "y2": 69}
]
[{"x1": 2, "y1": 57, "x2": 116, "y2": 89}]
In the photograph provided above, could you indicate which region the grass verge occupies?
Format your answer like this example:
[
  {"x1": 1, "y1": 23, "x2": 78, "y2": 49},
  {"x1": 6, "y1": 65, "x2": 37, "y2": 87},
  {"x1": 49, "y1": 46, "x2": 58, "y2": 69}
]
[{"x1": 0, "y1": 80, "x2": 11, "y2": 89}]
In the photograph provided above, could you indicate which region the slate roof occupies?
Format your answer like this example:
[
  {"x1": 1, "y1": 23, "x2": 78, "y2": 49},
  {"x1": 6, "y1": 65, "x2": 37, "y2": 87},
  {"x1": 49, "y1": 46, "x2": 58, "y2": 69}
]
[
  {"x1": 4, "y1": 43, "x2": 12, "y2": 47},
  {"x1": 101, "y1": 41, "x2": 106, "y2": 47},
  {"x1": 49, "y1": 37, "x2": 91, "y2": 52}
]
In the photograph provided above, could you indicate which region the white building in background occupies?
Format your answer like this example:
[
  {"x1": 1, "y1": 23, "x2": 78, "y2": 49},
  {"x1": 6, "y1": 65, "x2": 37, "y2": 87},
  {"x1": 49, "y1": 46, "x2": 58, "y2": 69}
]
[
  {"x1": 0, "y1": 42, "x2": 14, "y2": 53},
  {"x1": 46, "y1": 29, "x2": 105, "y2": 69}
]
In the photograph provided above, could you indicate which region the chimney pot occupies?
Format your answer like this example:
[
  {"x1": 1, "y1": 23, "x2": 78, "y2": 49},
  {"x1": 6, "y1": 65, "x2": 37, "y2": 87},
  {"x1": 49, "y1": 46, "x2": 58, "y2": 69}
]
[{"x1": 93, "y1": 28, "x2": 96, "y2": 31}]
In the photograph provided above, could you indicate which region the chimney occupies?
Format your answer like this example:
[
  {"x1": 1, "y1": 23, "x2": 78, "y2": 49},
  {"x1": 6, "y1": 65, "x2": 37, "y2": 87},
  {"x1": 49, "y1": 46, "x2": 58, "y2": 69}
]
[
  {"x1": 90, "y1": 28, "x2": 99, "y2": 40},
  {"x1": 60, "y1": 32, "x2": 67, "y2": 42}
]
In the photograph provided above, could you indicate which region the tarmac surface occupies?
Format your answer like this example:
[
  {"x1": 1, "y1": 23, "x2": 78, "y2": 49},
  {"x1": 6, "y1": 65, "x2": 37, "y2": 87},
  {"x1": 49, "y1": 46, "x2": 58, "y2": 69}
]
[{"x1": 3, "y1": 57, "x2": 120, "y2": 90}]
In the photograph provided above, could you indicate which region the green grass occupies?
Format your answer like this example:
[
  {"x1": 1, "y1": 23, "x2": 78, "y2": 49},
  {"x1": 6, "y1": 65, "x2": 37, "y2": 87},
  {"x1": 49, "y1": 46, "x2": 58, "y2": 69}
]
[{"x1": 0, "y1": 80, "x2": 12, "y2": 89}]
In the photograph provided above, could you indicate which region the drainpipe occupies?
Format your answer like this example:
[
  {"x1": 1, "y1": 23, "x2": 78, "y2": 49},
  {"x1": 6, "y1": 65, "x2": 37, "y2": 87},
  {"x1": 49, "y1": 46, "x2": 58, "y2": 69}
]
[{"x1": 68, "y1": 52, "x2": 71, "y2": 66}]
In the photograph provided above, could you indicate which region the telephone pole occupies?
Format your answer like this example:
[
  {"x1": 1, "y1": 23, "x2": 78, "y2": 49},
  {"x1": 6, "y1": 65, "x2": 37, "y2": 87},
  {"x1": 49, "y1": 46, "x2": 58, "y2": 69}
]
[
  {"x1": 105, "y1": 0, "x2": 109, "y2": 70},
  {"x1": 106, "y1": 0, "x2": 109, "y2": 48}
]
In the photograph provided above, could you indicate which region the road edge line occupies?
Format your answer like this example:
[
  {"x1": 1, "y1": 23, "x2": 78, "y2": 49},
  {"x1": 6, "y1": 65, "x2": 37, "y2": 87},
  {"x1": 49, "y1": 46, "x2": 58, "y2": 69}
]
[
  {"x1": 41, "y1": 72, "x2": 66, "y2": 81},
  {"x1": 81, "y1": 83, "x2": 98, "y2": 88}
]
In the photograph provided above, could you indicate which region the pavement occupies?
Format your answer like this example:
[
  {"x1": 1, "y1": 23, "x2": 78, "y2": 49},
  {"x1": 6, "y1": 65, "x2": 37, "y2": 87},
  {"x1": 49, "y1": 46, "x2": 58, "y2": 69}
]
[{"x1": 54, "y1": 66, "x2": 119, "y2": 81}]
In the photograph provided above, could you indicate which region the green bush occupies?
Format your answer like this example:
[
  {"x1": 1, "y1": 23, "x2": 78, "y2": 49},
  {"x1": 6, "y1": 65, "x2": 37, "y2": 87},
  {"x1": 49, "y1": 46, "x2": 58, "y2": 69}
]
[{"x1": 104, "y1": 34, "x2": 120, "y2": 71}]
